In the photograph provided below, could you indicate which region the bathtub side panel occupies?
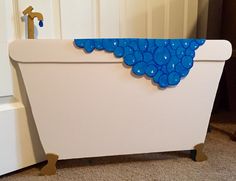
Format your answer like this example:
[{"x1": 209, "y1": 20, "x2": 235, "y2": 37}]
[{"x1": 18, "y1": 62, "x2": 224, "y2": 159}]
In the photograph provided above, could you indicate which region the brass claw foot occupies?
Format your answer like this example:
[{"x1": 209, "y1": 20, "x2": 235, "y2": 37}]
[
  {"x1": 191, "y1": 143, "x2": 208, "y2": 162},
  {"x1": 40, "y1": 153, "x2": 59, "y2": 176}
]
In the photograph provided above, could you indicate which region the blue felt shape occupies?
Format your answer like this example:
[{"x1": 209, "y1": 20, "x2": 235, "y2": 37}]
[
  {"x1": 74, "y1": 38, "x2": 205, "y2": 88},
  {"x1": 39, "y1": 20, "x2": 43, "y2": 27}
]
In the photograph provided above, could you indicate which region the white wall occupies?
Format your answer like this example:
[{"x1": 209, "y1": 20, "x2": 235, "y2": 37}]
[
  {"x1": 0, "y1": 0, "x2": 13, "y2": 97},
  {"x1": 60, "y1": 0, "x2": 198, "y2": 39}
]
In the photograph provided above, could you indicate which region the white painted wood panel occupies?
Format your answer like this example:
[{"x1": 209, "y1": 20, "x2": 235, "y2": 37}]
[
  {"x1": 169, "y1": 0, "x2": 185, "y2": 38},
  {"x1": 122, "y1": 0, "x2": 147, "y2": 37},
  {"x1": 0, "y1": 103, "x2": 45, "y2": 176},
  {"x1": 184, "y1": 0, "x2": 198, "y2": 38},
  {"x1": 0, "y1": 0, "x2": 13, "y2": 97},
  {"x1": 59, "y1": 0, "x2": 199, "y2": 39},
  {"x1": 60, "y1": 0, "x2": 96, "y2": 38},
  {"x1": 100, "y1": 0, "x2": 120, "y2": 37}
]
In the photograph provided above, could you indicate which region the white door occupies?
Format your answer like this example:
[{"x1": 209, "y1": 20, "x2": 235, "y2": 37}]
[{"x1": 0, "y1": 0, "x2": 205, "y2": 175}]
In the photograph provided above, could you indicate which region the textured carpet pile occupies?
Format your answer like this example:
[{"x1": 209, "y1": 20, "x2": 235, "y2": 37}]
[{"x1": 1, "y1": 122, "x2": 236, "y2": 181}]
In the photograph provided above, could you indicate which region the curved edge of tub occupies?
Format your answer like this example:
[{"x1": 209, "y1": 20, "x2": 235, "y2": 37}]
[
  {"x1": 194, "y1": 39, "x2": 232, "y2": 61},
  {"x1": 9, "y1": 39, "x2": 232, "y2": 63}
]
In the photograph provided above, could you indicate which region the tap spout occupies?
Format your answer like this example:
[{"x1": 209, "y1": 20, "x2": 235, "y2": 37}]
[{"x1": 22, "y1": 6, "x2": 44, "y2": 39}]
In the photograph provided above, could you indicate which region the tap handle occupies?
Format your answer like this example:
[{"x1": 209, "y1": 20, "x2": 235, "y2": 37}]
[{"x1": 23, "y1": 6, "x2": 33, "y2": 15}]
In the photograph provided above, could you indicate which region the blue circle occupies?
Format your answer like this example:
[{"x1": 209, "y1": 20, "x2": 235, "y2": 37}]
[
  {"x1": 181, "y1": 39, "x2": 192, "y2": 48},
  {"x1": 176, "y1": 47, "x2": 185, "y2": 59},
  {"x1": 175, "y1": 63, "x2": 189, "y2": 77},
  {"x1": 190, "y1": 41, "x2": 199, "y2": 50},
  {"x1": 182, "y1": 56, "x2": 193, "y2": 69},
  {"x1": 74, "y1": 39, "x2": 86, "y2": 48},
  {"x1": 153, "y1": 70, "x2": 163, "y2": 84},
  {"x1": 114, "y1": 47, "x2": 124, "y2": 58},
  {"x1": 167, "y1": 61, "x2": 176, "y2": 73},
  {"x1": 159, "y1": 74, "x2": 168, "y2": 88},
  {"x1": 124, "y1": 46, "x2": 134, "y2": 56},
  {"x1": 94, "y1": 39, "x2": 103, "y2": 50},
  {"x1": 147, "y1": 39, "x2": 156, "y2": 53},
  {"x1": 196, "y1": 39, "x2": 205, "y2": 45},
  {"x1": 170, "y1": 40, "x2": 181, "y2": 49},
  {"x1": 143, "y1": 52, "x2": 153, "y2": 63},
  {"x1": 138, "y1": 39, "x2": 149, "y2": 51},
  {"x1": 124, "y1": 54, "x2": 136, "y2": 66},
  {"x1": 103, "y1": 39, "x2": 119, "y2": 52},
  {"x1": 161, "y1": 65, "x2": 168, "y2": 74},
  {"x1": 134, "y1": 51, "x2": 143, "y2": 62},
  {"x1": 129, "y1": 40, "x2": 139, "y2": 50},
  {"x1": 145, "y1": 64, "x2": 158, "y2": 77},
  {"x1": 170, "y1": 56, "x2": 181, "y2": 64},
  {"x1": 155, "y1": 40, "x2": 169, "y2": 47},
  {"x1": 154, "y1": 47, "x2": 170, "y2": 65},
  {"x1": 84, "y1": 40, "x2": 95, "y2": 53},
  {"x1": 132, "y1": 62, "x2": 147, "y2": 76},
  {"x1": 167, "y1": 45, "x2": 176, "y2": 56},
  {"x1": 168, "y1": 72, "x2": 180, "y2": 85},
  {"x1": 185, "y1": 48, "x2": 195, "y2": 58},
  {"x1": 119, "y1": 39, "x2": 129, "y2": 47}
]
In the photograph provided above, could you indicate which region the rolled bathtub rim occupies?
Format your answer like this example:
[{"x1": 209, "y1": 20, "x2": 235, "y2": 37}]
[{"x1": 9, "y1": 39, "x2": 232, "y2": 63}]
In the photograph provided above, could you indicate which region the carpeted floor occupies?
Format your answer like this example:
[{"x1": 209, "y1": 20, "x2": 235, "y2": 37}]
[{"x1": 1, "y1": 122, "x2": 236, "y2": 181}]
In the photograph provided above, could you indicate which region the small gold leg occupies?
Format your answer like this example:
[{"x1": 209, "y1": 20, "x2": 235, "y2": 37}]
[
  {"x1": 191, "y1": 143, "x2": 208, "y2": 162},
  {"x1": 40, "y1": 153, "x2": 59, "y2": 176}
]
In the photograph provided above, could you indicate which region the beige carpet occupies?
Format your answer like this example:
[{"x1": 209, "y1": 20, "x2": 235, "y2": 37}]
[{"x1": 1, "y1": 123, "x2": 236, "y2": 181}]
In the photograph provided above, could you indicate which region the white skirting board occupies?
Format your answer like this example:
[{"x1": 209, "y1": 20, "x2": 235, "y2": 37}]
[{"x1": 0, "y1": 101, "x2": 45, "y2": 176}]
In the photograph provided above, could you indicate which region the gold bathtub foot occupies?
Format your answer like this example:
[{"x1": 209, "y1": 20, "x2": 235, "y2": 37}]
[
  {"x1": 40, "y1": 153, "x2": 59, "y2": 176},
  {"x1": 191, "y1": 143, "x2": 208, "y2": 162}
]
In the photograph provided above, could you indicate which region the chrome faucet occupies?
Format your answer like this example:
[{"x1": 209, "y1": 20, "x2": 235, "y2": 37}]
[{"x1": 23, "y1": 6, "x2": 44, "y2": 39}]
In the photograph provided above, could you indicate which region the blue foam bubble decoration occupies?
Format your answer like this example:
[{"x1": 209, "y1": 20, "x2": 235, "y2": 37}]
[
  {"x1": 84, "y1": 40, "x2": 95, "y2": 53},
  {"x1": 74, "y1": 38, "x2": 205, "y2": 88},
  {"x1": 168, "y1": 72, "x2": 180, "y2": 86},
  {"x1": 132, "y1": 62, "x2": 147, "y2": 76},
  {"x1": 124, "y1": 46, "x2": 134, "y2": 56},
  {"x1": 94, "y1": 39, "x2": 103, "y2": 50},
  {"x1": 159, "y1": 74, "x2": 168, "y2": 88},
  {"x1": 103, "y1": 39, "x2": 118, "y2": 52},
  {"x1": 182, "y1": 56, "x2": 193, "y2": 69},
  {"x1": 143, "y1": 52, "x2": 153, "y2": 63},
  {"x1": 145, "y1": 64, "x2": 158, "y2": 77},
  {"x1": 190, "y1": 41, "x2": 199, "y2": 50},
  {"x1": 134, "y1": 51, "x2": 143, "y2": 62},
  {"x1": 124, "y1": 54, "x2": 136, "y2": 66},
  {"x1": 114, "y1": 47, "x2": 124, "y2": 58},
  {"x1": 154, "y1": 47, "x2": 170, "y2": 65},
  {"x1": 138, "y1": 39, "x2": 148, "y2": 51},
  {"x1": 153, "y1": 71, "x2": 163, "y2": 84}
]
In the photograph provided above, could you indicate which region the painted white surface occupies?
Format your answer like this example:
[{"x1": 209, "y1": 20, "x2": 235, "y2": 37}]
[
  {"x1": 0, "y1": 0, "x2": 13, "y2": 96},
  {"x1": 9, "y1": 40, "x2": 232, "y2": 63},
  {"x1": 0, "y1": 102, "x2": 45, "y2": 175},
  {"x1": 9, "y1": 40, "x2": 230, "y2": 160},
  {"x1": 1, "y1": 0, "x2": 208, "y2": 175},
  {"x1": 60, "y1": 0, "x2": 97, "y2": 38}
]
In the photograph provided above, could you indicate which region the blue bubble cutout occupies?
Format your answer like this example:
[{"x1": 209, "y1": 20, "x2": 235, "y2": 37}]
[{"x1": 74, "y1": 38, "x2": 205, "y2": 88}]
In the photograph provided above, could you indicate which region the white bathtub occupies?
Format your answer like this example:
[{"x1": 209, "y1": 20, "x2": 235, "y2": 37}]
[{"x1": 9, "y1": 40, "x2": 232, "y2": 175}]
